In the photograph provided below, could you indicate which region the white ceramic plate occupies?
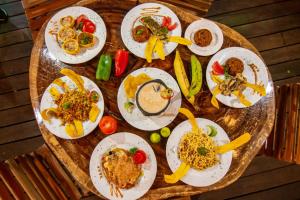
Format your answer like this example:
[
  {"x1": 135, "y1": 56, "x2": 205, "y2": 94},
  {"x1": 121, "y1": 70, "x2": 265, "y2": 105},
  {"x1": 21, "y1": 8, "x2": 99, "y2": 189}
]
[
  {"x1": 121, "y1": 3, "x2": 182, "y2": 59},
  {"x1": 184, "y1": 18, "x2": 223, "y2": 56},
  {"x1": 45, "y1": 6, "x2": 107, "y2": 64},
  {"x1": 206, "y1": 47, "x2": 269, "y2": 108},
  {"x1": 90, "y1": 132, "x2": 157, "y2": 200},
  {"x1": 117, "y1": 67, "x2": 182, "y2": 131},
  {"x1": 40, "y1": 75, "x2": 104, "y2": 139},
  {"x1": 166, "y1": 118, "x2": 232, "y2": 187}
]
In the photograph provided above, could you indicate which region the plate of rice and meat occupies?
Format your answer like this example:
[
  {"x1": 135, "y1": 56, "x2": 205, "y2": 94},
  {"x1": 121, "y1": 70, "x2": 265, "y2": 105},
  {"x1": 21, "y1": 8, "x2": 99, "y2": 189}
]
[
  {"x1": 40, "y1": 68, "x2": 104, "y2": 139},
  {"x1": 89, "y1": 132, "x2": 157, "y2": 200},
  {"x1": 166, "y1": 118, "x2": 232, "y2": 187}
]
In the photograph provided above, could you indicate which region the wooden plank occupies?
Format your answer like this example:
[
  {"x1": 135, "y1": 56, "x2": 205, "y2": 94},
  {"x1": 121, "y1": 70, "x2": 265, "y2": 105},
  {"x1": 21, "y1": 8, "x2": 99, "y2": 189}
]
[
  {"x1": 0, "y1": 162, "x2": 29, "y2": 200},
  {"x1": 0, "y1": 41, "x2": 33, "y2": 62},
  {"x1": 209, "y1": 0, "x2": 300, "y2": 27},
  {"x1": 0, "y1": 28, "x2": 32, "y2": 48},
  {"x1": 228, "y1": 181, "x2": 300, "y2": 200},
  {"x1": 0, "y1": 1, "x2": 24, "y2": 16},
  {"x1": 261, "y1": 43, "x2": 300, "y2": 66},
  {"x1": 269, "y1": 59, "x2": 300, "y2": 82},
  {"x1": 234, "y1": 13, "x2": 300, "y2": 38},
  {"x1": 0, "y1": 89, "x2": 30, "y2": 111},
  {"x1": 0, "y1": 14, "x2": 28, "y2": 34},
  {"x1": 0, "y1": 57, "x2": 30, "y2": 78},
  {"x1": 282, "y1": 28, "x2": 300, "y2": 45},
  {"x1": 0, "y1": 104, "x2": 35, "y2": 127},
  {"x1": 0, "y1": 0, "x2": 19, "y2": 5},
  {"x1": 0, "y1": 136, "x2": 44, "y2": 161},
  {"x1": 0, "y1": 73, "x2": 29, "y2": 94},
  {"x1": 0, "y1": 120, "x2": 40, "y2": 145},
  {"x1": 0, "y1": 178, "x2": 14, "y2": 200},
  {"x1": 274, "y1": 76, "x2": 300, "y2": 86},
  {"x1": 196, "y1": 165, "x2": 300, "y2": 200},
  {"x1": 207, "y1": 0, "x2": 283, "y2": 17},
  {"x1": 5, "y1": 159, "x2": 42, "y2": 200}
]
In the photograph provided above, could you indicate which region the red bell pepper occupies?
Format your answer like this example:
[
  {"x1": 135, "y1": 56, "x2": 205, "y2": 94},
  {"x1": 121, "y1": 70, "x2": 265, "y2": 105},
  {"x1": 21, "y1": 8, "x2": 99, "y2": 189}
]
[{"x1": 114, "y1": 49, "x2": 129, "y2": 77}]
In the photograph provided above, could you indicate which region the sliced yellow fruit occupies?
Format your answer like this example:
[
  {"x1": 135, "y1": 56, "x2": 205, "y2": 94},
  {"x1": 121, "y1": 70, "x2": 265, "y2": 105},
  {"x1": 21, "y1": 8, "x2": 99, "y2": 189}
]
[
  {"x1": 89, "y1": 104, "x2": 100, "y2": 122},
  {"x1": 49, "y1": 87, "x2": 60, "y2": 100},
  {"x1": 244, "y1": 82, "x2": 266, "y2": 96},
  {"x1": 211, "y1": 86, "x2": 221, "y2": 109},
  {"x1": 164, "y1": 162, "x2": 190, "y2": 184},
  {"x1": 232, "y1": 91, "x2": 252, "y2": 107},
  {"x1": 145, "y1": 35, "x2": 158, "y2": 63},
  {"x1": 216, "y1": 132, "x2": 252, "y2": 154},
  {"x1": 174, "y1": 50, "x2": 195, "y2": 105},
  {"x1": 179, "y1": 108, "x2": 198, "y2": 132},
  {"x1": 153, "y1": 39, "x2": 165, "y2": 60},
  {"x1": 41, "y1": 108, "x2": 57, "y2": 122},
  {"x1": 53, "y1": 78, "x2": 69, "y2": 91},
  {"x1": 168, "y1": 36, "x2": 192, "y2": 46},
  {"x1": 73, "y1": 120, "x2": 84, "y2": 137},
  {"x1": 211, "y1": 74, "x2": 223, "y2": 84},
  {"x1": 65, "y1": 123, "x2": 77, "y2": 138},
  {"x1": 60, "y1": 68, "x2": 84, "y2": 91}
]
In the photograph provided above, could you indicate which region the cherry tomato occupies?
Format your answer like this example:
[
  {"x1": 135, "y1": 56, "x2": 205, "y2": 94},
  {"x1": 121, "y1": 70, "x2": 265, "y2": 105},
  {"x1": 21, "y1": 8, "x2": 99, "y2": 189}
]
[
  {"x1": 82, "y1": 21, "x2": 96, "y2": 33},
  {"x1": 212, "y1": 61, "x2": 224, "y2": 75},
  {"x1": 99, "y1": 116, "x2": 118, "y2": 134},
  {"x1": 167, "y1": 22, "x2": 178, "y2": 31},
  {"x1": 133, "y1": 150, "x2": 147, "y2": 164}
]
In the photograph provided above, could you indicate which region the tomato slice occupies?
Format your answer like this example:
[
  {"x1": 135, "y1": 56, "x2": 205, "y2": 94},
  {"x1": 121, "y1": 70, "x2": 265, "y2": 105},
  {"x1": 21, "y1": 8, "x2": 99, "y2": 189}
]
[
  {"x1": 212, "y1": 61, "x2": 224, "y2": 75},
  {"x1": 82, "y1": 21, "x2": 96, "y2": 33},
  {"x1": 133, "y1": 150, "x2": 147, "y2": 164},
  {"x1": 167, "y1": 22, "x2": 178, "y2": 31},
  {"x1": 99, "y1": 116, "x2": 118, "y2": 134},
  {"x1": 162, "y1": 16, "x2": 171, "y2": 27},
  {"x1": 76, "y1": 14, "x2": 87, "y2": 25}
]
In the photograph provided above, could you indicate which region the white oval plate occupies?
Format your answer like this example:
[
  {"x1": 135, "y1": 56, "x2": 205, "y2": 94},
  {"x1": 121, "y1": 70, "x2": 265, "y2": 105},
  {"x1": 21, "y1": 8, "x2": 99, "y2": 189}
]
[
  {"x1": 206, "y1": 47, "x2": 269, "y2": 108},
  {"x1": 45, "y1": 6, "x2": 107, "y2": 64},
  {"x1": 40, "y1": 75, "x2": 104, "y2": 139},
  {"x1": 117, "y1": 67, "x2": 182, "y2": 131},
  {"x1": 121, "y1": 3, "x2": 182, "y2": 59},
  {"x1": 185, "y1": 19, "x2": 223, "y2": 56},
  {"x1": 166, "y1": 118, "x2": 232, "y2": 187},
  {"x1": 90, "y1": 132, "x2": 157, "y2": 200}
]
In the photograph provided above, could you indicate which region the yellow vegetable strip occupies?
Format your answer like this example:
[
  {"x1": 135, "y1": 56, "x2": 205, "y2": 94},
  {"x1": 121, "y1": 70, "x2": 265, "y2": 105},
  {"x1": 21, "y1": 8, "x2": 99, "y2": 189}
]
[
  {"x1": 145, "y1": 35, "x2": 158, "y2": 63},
  {"x1": 60, "y1": 68, "x2": 84, "y2": 91},
  {"x1": 164, "y1": 162, "x2": 190, "y2": 184},
  {"x1": 232, "y1": 91, "x2": 252, "y2": 107},
  {"x1": 211, "y1": 74, "x2": 223, "y2": 84},
  {"x1": 179, "y1": 108, "x2": 199, "y2": 132},
  {"x1": 168, "y1": 36, "x2": 192, "y2": 46},
  {"x1": 211, "y1": 86, "x2": 221, "y2": 109},
  {"x1": 73, "y1": 120, "x2": 84, "y2": 137},
  {"x1": 49, "y1": 87, "x2": 60, "y2": 100},
  {"x1": 53, "y1": 78, "x2": 69, "y2": 91},
  {"x1": 244, "y1": 82, "x2": 266, "y2": 96},
  {"x1": 216, "y1": 132, "x2": 252, "y2": 154},
  {"x1": 65, "y1": 123, "x2": 77, "y2": 138},
  {"x1": 89, "y1": 104, "x2": 100, "y2": 122},
  {"x1": 153, "y1": 39, "x2": 165, "y2": 60}
]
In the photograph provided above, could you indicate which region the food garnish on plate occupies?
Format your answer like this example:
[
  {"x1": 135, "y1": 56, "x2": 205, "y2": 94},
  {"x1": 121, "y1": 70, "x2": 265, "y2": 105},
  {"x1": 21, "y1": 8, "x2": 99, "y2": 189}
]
[
  {"x1": 101, "y1": 147, "x2": 147, "y2": 197},
  {"x1": 210, "y1": 57, "x2": 266, "y2": 108},
  {"x1": 164, "y1": 108, "x2": 251, "y2": 184},
  {"x1": 41, "y1": 68, "x2": 100, "y2": 138},
  {"x1": 49, "y1": 14, "x2": 97, "y2": 55}
]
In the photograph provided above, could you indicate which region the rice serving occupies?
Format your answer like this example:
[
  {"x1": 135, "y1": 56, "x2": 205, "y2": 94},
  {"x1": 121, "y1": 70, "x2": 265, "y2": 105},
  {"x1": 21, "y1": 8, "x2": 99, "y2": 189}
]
[{"x1": 178, "y1": 129, "x2": 218, "y2": 170}]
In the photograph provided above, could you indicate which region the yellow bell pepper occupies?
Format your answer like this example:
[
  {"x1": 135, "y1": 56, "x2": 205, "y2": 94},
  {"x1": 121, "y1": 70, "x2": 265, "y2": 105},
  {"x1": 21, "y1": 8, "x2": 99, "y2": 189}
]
[
  {"x1": 73, "y1": 120, "x2": 84, "y2": 137},
  {"x1": 89, "y1": 104, "x2": 100, "y2": 122},
  {"x1": 145, "y1": 35, "x2": 158, "y2": 63},
  {"x1": 65, "y1": 123, "x2": 77, "y2": 138},
  {"x1": 49, "y1": 87, "x2": 60, "y2": 100},
  {"x1": 216, "y1": 132, "x2": 252, "y2": 154},
  {"x1": 179, "y1": 108, "x2": 198, "y2": 132},
  {"x1": 168, "y1": 36, "x2": 192, "y2": 46}
]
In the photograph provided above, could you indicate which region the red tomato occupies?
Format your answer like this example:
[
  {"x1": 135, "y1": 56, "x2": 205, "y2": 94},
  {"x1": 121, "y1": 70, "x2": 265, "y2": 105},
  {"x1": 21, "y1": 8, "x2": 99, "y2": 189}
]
[
  {"x1": 133, "y1": 150, "x2": 147, "y2": 164},
  {"x1": 99, "y1": 116, "x2": 118, "y2": 134},
  {"x1": 212, "y1": 61, "x2": 224, "y2": 75},
  {"x1": 162, "y1": 16, "x2": 171, "y2": 27},
  {"x1": 76, "y1": 14, "x2": 88, "y2": 25},
  {"x1": 167, "y1": 22, "x2": 178, "y2": 31},
  {"x1": 82, "y1": 21, "x2": 96, "y2": 33}
]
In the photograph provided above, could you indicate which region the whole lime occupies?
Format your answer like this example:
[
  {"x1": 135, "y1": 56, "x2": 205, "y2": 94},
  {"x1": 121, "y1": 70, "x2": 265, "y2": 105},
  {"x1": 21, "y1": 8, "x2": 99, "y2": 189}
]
[
  {"x1": 150, "y1": 132, "x2": 161, "y2": 143},
  {"x1": 160, "y1": 127, "x2": 171, "y2": 138}
]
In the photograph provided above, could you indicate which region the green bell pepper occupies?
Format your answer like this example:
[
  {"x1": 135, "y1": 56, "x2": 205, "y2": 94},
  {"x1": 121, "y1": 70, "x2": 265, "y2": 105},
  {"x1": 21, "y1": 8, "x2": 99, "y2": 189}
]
[{"x1": 96, "y1": 54, "x2": 112, "y2": 81}]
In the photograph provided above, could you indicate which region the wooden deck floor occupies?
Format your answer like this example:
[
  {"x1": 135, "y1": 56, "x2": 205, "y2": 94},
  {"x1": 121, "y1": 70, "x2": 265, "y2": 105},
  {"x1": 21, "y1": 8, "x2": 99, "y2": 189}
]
[{"x1": 0, "y1": 0, "x2": 300, "y2": 199}]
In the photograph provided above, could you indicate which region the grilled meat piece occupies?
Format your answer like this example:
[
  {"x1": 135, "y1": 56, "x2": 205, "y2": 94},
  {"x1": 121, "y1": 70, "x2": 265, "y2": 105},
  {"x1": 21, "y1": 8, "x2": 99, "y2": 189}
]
[{"x1": 140, "y1": 16, "x2": 168, "y2": 40}]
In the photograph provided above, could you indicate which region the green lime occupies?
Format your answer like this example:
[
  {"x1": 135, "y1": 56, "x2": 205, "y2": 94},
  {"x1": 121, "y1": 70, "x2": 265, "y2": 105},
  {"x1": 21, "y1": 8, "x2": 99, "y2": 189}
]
[
  {"x1": 160, "y1": 127, "x2": 171, "y2": 138},
  {"x1": 150, "y1": 132, "x2": 161, "y2": 143}
]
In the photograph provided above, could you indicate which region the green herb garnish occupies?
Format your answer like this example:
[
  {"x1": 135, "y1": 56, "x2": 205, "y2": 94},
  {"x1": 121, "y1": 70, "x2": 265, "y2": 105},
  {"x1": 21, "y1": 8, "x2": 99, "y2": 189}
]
[
  {"x1": 197, "y1": 147, "x2": 209, "y2": 156},
  {"x1": 62, "y1": 102, "x2": 71, "y2": 109},
  {"x1": 129, "y1": 147, "x2": 138, "y2": 154},
  {"x1": 224, "y1": 67, "x2": 231, "y2": 80},
  {"x1": 136, "y1": 29, "x2": 144, "y2": 35}
]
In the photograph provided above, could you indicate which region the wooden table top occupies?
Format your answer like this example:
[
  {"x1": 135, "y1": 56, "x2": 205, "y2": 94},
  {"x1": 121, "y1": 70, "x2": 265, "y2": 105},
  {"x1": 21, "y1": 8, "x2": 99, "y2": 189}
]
[{"x1": 29, "y1": 0, "x2": 275, "y2": 199}]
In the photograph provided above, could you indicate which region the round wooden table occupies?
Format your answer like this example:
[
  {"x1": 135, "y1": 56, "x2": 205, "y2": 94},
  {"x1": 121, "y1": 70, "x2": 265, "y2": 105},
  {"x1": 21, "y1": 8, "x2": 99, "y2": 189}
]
[{"x1": 29, "y1": 0, "x2": 275, "y2": 199}]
